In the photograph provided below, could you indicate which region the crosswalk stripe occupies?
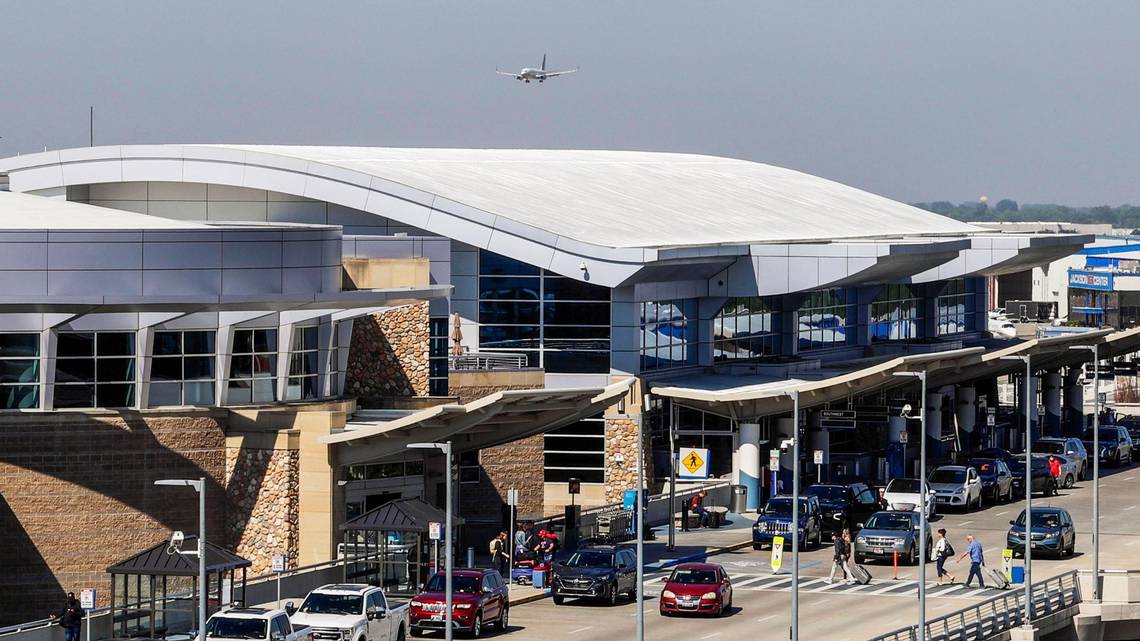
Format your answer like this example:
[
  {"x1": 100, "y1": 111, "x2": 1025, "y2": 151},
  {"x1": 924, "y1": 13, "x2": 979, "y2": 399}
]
[
  {"x1": 868, "y1": 582, "x2": 914, "y2": 595},
  {"x1": 731, "y1": 575, "x2": 771, "y2": 588},
  {"x1": 927, "y1": 584, "x2": 965, "y2": 596}
]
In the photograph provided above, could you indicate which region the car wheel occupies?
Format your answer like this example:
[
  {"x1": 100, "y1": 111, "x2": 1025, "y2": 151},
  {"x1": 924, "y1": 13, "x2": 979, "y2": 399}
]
[
  {"x1": 471, "y1": 613, "x2": 482, "y2": 638},
  {"x1": 495, "y1": 605, "x2": 508, "y2": 631},
  {"x1": 1065, "y1": 474, "x2": 1074, "y2": 489},
  {"x1": 552, "y1": 594, "x2": 565, "y2": 605},
  {"x1": 410, "y1": 628, "x2": 424, "y2": 639},
  {"x1": 753, "y1": 542, "x2": 763, "y2": 551},
  {"x1": 608, "y1": 583, "x2": 619, "y2": 606},
  {"x1": 396, "y1": 627, "x2": 406, "y2": 641},
  {"x1": 907, "y1": 545, "x2": 917, "y2": 566}
]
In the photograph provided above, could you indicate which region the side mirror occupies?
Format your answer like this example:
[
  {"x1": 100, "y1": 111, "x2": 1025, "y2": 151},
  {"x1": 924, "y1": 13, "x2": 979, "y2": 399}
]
[
  {"x1": 272, "y1": 633, "x2": 285, "y2": 641},
  {"x1": 285, "y1": 602, "x2": 296, "y2": 616},
  {"x1": 1009, "y1": 520, "x2": 1016, "y2": 526},
  {"x1": 856, "y1": 522, "x2": 864, "y2": 530}
]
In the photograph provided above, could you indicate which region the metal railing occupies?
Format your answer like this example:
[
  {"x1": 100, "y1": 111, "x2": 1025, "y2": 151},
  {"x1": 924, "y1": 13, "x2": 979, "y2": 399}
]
[
  {"x1": 866, "y1": 570, "x2": 1081, "y2": 641},
  {"x1": 448, "y1": 352, "x2": 528, "y2": 371}
]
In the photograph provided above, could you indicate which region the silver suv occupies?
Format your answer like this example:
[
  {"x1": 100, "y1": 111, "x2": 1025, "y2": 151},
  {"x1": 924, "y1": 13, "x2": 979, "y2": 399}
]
[{"x1": 1034, "y1": 437, "x2": 1088, "y2": 480}]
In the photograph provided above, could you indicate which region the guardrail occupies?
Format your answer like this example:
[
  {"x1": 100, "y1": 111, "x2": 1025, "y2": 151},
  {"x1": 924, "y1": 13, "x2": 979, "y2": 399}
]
[
  {"x1": 866, "y1": 570, "x2": 1081, "y2": 641},
  {"x1": 448, "y1": 352, "x2": 528, "y2": 370}
]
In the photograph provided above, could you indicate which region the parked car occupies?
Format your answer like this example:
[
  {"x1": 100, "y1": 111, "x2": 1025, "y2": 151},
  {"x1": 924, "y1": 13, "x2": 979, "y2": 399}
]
[
  {"x1": 1009, "y1": 457, "x2": 1058, "y2": 497},
  {"x1": 1006, "y1": 507, "x2": 1076, "y2": 558},
  {"x1": 803, "y1": 482, "x2": 884, "y2": 535},
  {"x1": 967, "y1": 458, "x2": 1014, "y2": 504},
  {"x1": 852, "y1": 510, "x2": 932, "y2": 566},
  {"x1": 927, "y1": 465, "x2": 983, "y2": 511},
  {"x1": 207, "y1": 608, "x2": 312, "y2": 641},
  {"x1": 408, "y1": 569, "x2": 509, "y2": 636},
  {"x1": 1033, "y1": 437, "x2": 1089, "y2": 480},
  {"x1": 288, "y1": 584, "x2": 408, "y2": 641},
  {"x1": 752, "y1": 495, "x2": 823, "y2": 550},
  {"x1": 1042, "y1": 453, "x2": 1080, "y2": 489},
  {"x1": 551, "y1": 545, "x2": 637, "y2": 606},
  {"x1": 658, "y1": 562, "x2": 733, "y2": 617},
  {"x1": 1083, "y1": 426, "x2": 1134, "y2": 466},
  {"x1": 974, "y1": 447, "x2": 1018, "y2": 464},
  {"x1": 881, "y1": 478, "x2": 936, "y2": 519}
]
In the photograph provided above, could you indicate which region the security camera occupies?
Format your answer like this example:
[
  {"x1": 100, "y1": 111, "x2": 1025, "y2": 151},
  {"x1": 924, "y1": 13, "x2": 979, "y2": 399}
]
[
  {"x1": 578, "y1": 261, "x2": 587, "y2": 271},
  {"x1": 170, "y1": 530, "x2": 184, "y2": 547},
  {"x1": 779, "y1": 438, "x2": 795, "y2": 453},
  {"x1": 900, "y1": 404, "x2": 912, "y2": 416}
]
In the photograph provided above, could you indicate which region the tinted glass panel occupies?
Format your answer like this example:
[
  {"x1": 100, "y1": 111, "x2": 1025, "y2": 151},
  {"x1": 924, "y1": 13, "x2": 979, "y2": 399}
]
[
  {"x1": 479, "y1": 301, "x2": 540, "y2": 325},
  {"x1": 253, "y1": 330, "x2": 277, "y2": 353},
  {"x1": 56, "y1": 359, "x2": 95, "y2": 383},
  {"x1": 230, "y1": 356, "x2": 253, "y2": 378},
  {"x1": 543, "y1": 351, "x2": 609, "y2": 373},
  {"x1": 479, "y1": 277, "x2": 541, "y2": 300},
  {"x1": 0, "y1": 360, "x2": 37, "y2": 384},
  {"x1": 183, "y1": 331, "x2": 216, "y2": 355},
  {"x1": 97, "y1": 358, "x2": 135, "y2": 382},
  {"x1": 97, "y1": 333, "x2": 135, "y2": 356},
  {"x1": 543, "y1": 277, "x2": 610, "y2": 301},
  {"x1": 545, "y1": 302, "x2": 609, "y2": 325},
  {"x1": 479, "y1": 252, "x2": 539, "y2": 276},
  {"x1": 0, "y1": 385, "x2": 38, "y2": 409},
  {"x1": 184, "y1": 356, "x2": 215, "y2": 380},
  {"x1": 57, "y1": 333, "x2": 94, "y2": 357},
  {"x1": 54, "y1": 384, "x2": 95, "y2": 408},
  {"x1": 253, "y1": 355, "x2": 277, "y2": 376},
  {"x1": 0, "y1": 334, "x2": 39, "y2": 357},
  {"x1": 97, "y1": 383, "x2": 135, "y2": 407},
  {"x1": 185, "y1": 382, "x2": 214, "y2": 405},
  {"x1": 151, "y1": 357, "x2": 183, "y2": 381},
  {"x1": 153, "y1": 332, "x2": 181, "y2": 356},
  {"x1": 545, "y1": 468, "x2": 603, "y2": 483},
  {"x1": 478, "y1": 326, "x2": 540, "y2": 349},
  {"x1": 149, "y1": 382, "x2": 182, "y2": 406},
  {"x1": 232, "y1": 331, "x2": 253, "y2": 353}
]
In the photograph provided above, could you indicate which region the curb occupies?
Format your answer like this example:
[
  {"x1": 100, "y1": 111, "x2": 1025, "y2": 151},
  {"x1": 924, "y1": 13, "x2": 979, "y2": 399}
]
[{"x1": 508, "y1": 539, "x2": 752, "y2": 607}]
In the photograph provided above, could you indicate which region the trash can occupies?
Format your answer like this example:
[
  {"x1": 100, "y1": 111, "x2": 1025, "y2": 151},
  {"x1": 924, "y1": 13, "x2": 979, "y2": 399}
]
[
  {"x1": 731, "y1": 484, "x2": 748, "y2": 513},
  {"x1": 1011, "y1": 566, "x2": 1025, "y2": 584},
  {"x1": 532, "y1": 569, "x2": 546, "y2": 589}
]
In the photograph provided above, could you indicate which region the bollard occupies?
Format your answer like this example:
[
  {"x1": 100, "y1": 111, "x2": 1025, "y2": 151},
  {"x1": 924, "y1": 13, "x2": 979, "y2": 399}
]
[
  {"x1": 467, "y1": 546, "x2": 475, "y2": 568},
  {"x1": 892, "y1": 550, "x2": 899, "y2": 580}
]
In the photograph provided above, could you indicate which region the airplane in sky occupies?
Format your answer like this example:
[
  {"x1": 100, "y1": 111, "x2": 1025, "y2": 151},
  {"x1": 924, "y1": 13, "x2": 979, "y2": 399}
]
[{"x1": 496, "y1": 54, "x2": 578, "y2": 83}]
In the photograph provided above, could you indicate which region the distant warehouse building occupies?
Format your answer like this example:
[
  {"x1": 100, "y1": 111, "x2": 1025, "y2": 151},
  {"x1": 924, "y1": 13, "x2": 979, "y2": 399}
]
[{"x1": 3, "y1": 145, "x2": 1138, "y2": 625}]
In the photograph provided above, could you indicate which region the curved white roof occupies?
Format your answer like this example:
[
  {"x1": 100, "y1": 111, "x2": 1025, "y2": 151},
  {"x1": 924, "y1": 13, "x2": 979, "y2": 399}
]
[
  {"x1": 208, "y1": 146, "x2": 979, "y2": 249},
  {"x1": 0, "y1": 190, "x2": 208, "y2": 230}
]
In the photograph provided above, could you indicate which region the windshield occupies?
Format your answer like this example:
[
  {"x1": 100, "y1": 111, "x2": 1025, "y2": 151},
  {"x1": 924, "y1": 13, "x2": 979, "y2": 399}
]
[
  {"x1": 804, "y1": 486, "x2": 848, "y2": 501},
  {"x1": 1086, "y1": 428, "x2": 1121, "y2": 442},
  {"x1": 564, "y1": 551, "x2": 614, "y2": 568},
  {"x1": 929, "y1": 469, "x2": 966, "y2": 484},
  {"x1": 205, "y1": 618, "x2": 267, "y2": 640},
  {"x1": 1010, "y1": 459, "x2": 1049, "y2": 475},
  {"x1": 1033, "y1": 441, "x2": 1066, "y2": 455},
  {"x1": 968, "y1": 461, "x2": 997, "y2": 477},
  {"x1": 1015, "y1": 511, "x2": 1063, "y2": 528},
  {"x1": 886, "y1": 479, "x2": 922, "y2": 494},
  {"x1": 298, "y1": 593, "x2": 363, "y2": 616},
  {"x1": 424, "y1": 575, "x2": 481, "y2": 594},
  {"x1": 763, "y1": 498, "x2": 809, "y2": 515},
  {"x1": 864, "y1": 513, "x2": 917, "y2": 531},
  {"x1": 668, "y1": 569, "x2": 718, "y2": 584}
]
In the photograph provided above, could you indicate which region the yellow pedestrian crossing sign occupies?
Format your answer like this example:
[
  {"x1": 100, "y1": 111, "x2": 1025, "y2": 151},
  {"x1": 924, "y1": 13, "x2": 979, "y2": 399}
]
[
  {"x1": 678, "y1": 447, "x2": 710, "y2": 479},
  {"x1": 771, "y1": 536, "x2": 784, "y2": 573}
]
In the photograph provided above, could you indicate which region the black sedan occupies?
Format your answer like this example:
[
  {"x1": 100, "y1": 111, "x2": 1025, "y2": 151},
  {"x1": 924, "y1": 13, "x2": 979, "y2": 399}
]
[{"x1": 1006, "y1": 507, "x2": 1076, "y2": 558}]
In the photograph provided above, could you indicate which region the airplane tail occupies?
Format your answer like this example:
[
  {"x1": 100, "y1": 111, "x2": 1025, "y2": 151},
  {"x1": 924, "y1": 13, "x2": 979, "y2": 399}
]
[{"x1": 541, "y1": 53, "x2": 546, "y2": 71}]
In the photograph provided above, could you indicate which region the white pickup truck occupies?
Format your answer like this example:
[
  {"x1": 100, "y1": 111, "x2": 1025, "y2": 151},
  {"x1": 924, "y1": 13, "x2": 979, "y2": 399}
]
[
  {"x1": 287, "y1": 584, "x2": 409, "y2": 641},
  {"x1": 206, "y1": 607, "x2": 313, "y2": 641}
]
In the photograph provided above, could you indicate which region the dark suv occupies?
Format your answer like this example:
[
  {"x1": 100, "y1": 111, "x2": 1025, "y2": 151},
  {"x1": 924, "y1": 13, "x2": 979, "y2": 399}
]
[
  {"x1": 753, "y1": 495, "x2": 823, "y2": 550},
  {"x1": 1083, "y1": 426, "x2": 1134, "y2": 467},
  {"x1": 803, "y1": 482, "x2": 883, "y2": 534},
  {"x1": 552, "y1": 546, "x2": 637, "y2": 606},
  {"x1": 1009, "y1": 456, "x2": 1058, "y2": 497}
]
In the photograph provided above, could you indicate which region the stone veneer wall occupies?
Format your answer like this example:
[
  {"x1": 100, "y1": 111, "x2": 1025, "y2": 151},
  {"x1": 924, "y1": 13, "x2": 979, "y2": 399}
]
[
  {"x1": 225, "y1": 447, "x2": 300, "y2": 575},
  {"x1": 603, "y1": 416, "x2": 653, "y2": 503},
  {"x1": 345, "y1": 302, "x2": 429, "y2": 404},
  {"x1": 0, "y1": 411, "x2": 228, "y2": 626}
]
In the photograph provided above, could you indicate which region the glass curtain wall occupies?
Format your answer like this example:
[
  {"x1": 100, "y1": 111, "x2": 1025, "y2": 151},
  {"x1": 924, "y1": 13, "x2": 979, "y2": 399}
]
[
  {"x1": 640, "y1": 299, "x2": 700, "y2": 371},
  {"x1": 428, "y1": 316, "x2": 449, "y2": 395},
  {"x1": 870, "y1": 284, "x2": 924, "y2": 342},
  {"x1": 227, "y1": 328, "x2": 277, "y2": 404},
  {"x1": 285, "y1": 326, "x2": 319, "y2": 401},
  {"x1": 712, "y1": 296, "x2": 781, "y2": 361},
  {"x1": 0, "y1": 333, "x2": 40, "y2": 409},
  {"x1": 797, "y1": 288, "x2": 854, "y2": 351},
  {"x1": 478, "y1": 251, "x2": 611, "y2": 373},
  {"x1": 150, "y1": 331, "x2": 216, "y2": 407},
  {"x1": 936, "y1": 279, "x2": 977, "y2": 335},
  {"x1": 55, "y1": 332, "x2": 136, "y2": 408}
]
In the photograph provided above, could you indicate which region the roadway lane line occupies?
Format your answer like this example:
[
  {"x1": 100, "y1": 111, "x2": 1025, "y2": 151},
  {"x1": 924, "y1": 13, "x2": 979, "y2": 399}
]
[
  {"x1": 755, "y1": 615, "x2": 776, "y2": 623},
  {"x1": 701, "y1": 634, "x2": 721, "y2": 639},
  {"x1": 568, "y1": 627, "x2": 593, "y2": 635},
  {"x1": 996, "y1": 511, "x2": 1009, "y2": 516},
  {"x1": 1125, "y1": 476, "x2": 1135, "y2": 481},
  {"x1": 959, "y1": 520, "x2": 974, "y2": 525},
  {"x1": 1124, "y1": 505, "x2": 1136, "y2": 511}
]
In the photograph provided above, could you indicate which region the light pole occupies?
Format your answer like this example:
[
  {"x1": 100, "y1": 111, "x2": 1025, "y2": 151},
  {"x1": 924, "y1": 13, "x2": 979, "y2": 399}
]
[
  {"x1": 894, "y1": 370, "x2": 928, "y2": 640},
  {"x1": 1070, "y1": 344, "x2": 1100, "y2": 601},
  {"x1": 154, "y1": 478, "x2": 206, "y2": 641},
  {"x1": 784, "y1": 390, "x2": 800, "y2": 641},
  {"x1": 1001, "y1": 354, "x2": 1034, "y2": 626},
  {"x1": 409, "y1": 442, "x2": 453, "y2": 641},
  {"x1": 635, "y1": 393, "x2": 649, "y2": 641}
]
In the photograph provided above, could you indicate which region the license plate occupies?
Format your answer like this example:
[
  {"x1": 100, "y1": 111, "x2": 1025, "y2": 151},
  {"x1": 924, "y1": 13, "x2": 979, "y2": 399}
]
[
  {"x1": 874, "y1": 548, "x2": 885, "y2": 554},
  {"x1": 430, "y1": 615, "x2": 443, "y2": 621}
]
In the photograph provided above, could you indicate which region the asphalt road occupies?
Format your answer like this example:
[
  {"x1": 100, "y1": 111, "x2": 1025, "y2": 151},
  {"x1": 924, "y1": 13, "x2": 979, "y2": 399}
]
[{"x1": 493, "y1": 463, "x2": 1140, "y2": 641}]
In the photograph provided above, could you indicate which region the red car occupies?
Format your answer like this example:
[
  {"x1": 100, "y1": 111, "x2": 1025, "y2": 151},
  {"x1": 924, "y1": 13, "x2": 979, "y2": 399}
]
[
  {"x1": 409, "y1": 568, "x2": 509, "y2": 637},
  {"x1": 659, "y1": 563, "x2": 733, "y2": 617}
]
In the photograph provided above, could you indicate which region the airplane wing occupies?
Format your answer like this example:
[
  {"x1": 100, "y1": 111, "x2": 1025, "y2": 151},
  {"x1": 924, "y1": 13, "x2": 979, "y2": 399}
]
[
  {"x1": 542, "y1": 67, "x2": 579, "y2": 77},
  {"x1": 495, "y1": 69, "x2": 519, "y2": 77}
]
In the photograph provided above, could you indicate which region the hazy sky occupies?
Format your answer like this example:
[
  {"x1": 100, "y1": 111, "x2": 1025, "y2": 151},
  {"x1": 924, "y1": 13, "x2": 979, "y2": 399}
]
[{"x1": 2, "y1": 1, "x2": 1138, "y2": 205}]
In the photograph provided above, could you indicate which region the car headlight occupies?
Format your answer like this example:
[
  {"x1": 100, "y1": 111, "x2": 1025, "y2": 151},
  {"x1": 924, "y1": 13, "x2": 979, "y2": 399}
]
[
  {"x1": 893, "y1": 538, "x2": 907, "y2": 545},
  {"x1": 410, "y1": 601, "x2": 423, "y2": 607},
  {"x1": 701, "y1": 592, "x2": 718, "y2": 600},
  {"x1": 340, "y1": 629, "x2": 353, "y2": 640},
  {"x1": 453, "y1": 604, "x2": 472, "y2": 610},
  {"x1": 662, "y1": 590, "x2": 676, "y2": 599},
  {"x1": 856, "y1": 536, "x2": 866, "y2": 543}
]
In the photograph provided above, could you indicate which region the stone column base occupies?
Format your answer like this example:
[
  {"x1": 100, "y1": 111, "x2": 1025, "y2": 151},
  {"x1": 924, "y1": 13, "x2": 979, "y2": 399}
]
[{"x1": 1009, "y1": 624, "x2": 1041, "y2": 641}]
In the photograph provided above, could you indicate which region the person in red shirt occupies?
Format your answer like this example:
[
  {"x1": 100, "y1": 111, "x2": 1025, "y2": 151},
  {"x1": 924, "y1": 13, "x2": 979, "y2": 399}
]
[
  {"x1": 1047, "y1": 456, "x2": 1062, "y2": 480},
  {"x1": 689, "y1": 490, "x2": 709, "y2": 528}
]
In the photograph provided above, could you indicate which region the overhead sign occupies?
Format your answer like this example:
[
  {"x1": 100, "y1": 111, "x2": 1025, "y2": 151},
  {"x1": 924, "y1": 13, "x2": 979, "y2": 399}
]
[
  {"x1": 771, "y1": 537, "x2": 784, "y2": 573},
  {"x1": 678, "y1": 447, "x2": 710, "y2": 479},
  {"x1": 272, "y1": 554, "x2": 287, "y2": 573},
  {"x1": 1069, "y1": 270, "x2": 1113, "y2": 291},
  {"x1": 428, "y1": 522, "x2": 442, "y2": 541},
  {"x1": 820, "y1": 410, "x2": 857, "y2": 430},
  {"x1": 80, "y1": 589, "x2": 96, "y2": 610}
]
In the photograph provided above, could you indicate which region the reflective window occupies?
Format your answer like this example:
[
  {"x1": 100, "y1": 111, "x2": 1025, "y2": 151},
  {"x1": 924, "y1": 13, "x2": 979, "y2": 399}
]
[
  {"x1": 149, "y1": 330, "x2": 217, "y2": 407},
  {"x1": 478, "y1": 250, "x2": 610, "y2": 373},
  {"x1": 544, "y1": 414, "x2": 604, "y2": 483},
  {"x1": 228, "y1": 328, "x2": 277, "y2": 404},
  {"x1": 640, "y1": 299, "x2": 699, "y2": 371},
  {"x1": 55, "y1": 331, "x2": 136, "y2": 408},
  {"x1": 871, "y1": 284, "x2": 923, "y2": 342},
  {"x1": 285, "y1": 326, "x2": 320, "y2": 401},
  {"x1": 937, "y1": 279, "x2": 976, "y2": 335},
  {"x1": 797, "y1": 289, "x2": 854, "y2": 351},
  {"x1": 713, "y1": 296, "x2": 781, "y2": 361},
  {"x1": 428, "y1": 316, "x2": 449, "y2": 396},
  {"x1": 0, "y1": 333, "x2": 40, "y2": 409}
]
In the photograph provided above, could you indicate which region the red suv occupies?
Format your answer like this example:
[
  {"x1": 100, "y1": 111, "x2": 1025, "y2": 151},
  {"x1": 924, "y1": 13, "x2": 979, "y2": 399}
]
[{"x1": 409, "y1": 569, "x2": 509, "y2": 637}]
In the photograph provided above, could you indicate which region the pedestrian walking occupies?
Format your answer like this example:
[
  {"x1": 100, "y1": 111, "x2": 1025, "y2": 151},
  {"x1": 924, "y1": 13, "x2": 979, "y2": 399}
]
[
  {"x1": 50, "y1": 592, "x2": 85, "y2": 641},
  {"x1": 490, "y1": 531, "x2": 508, "y2": 578},
  {"x1": 1047, "y1": 455, "x2": 1062, "y2": 481},
  {"x1": 955, "y1": 534, "x2": 986, "y2": 588},
  {"x1": 826, "y1": 529, "x2": 852, "y2": 584},
  {"x1": 934, "y1": 528, "x2": 956, "y2": 585}
]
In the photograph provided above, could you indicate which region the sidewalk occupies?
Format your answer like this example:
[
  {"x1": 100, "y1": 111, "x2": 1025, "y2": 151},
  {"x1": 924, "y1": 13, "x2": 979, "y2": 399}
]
[{"x1": 508, "y1": 511, "x2": 756, "y2": 606}]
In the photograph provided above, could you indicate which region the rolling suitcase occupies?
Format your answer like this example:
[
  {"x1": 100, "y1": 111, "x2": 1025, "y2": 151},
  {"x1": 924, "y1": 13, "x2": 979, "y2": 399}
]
[
  {"x1": 851, "y1": 564, "x2": 872, "y2": 585},
  {"x1": 984, "y1": 566, "x2": 1010, "y2": 590}
]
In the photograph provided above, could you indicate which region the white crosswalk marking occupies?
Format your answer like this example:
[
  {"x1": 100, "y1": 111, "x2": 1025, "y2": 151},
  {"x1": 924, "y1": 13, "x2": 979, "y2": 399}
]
[{"x1": 661, "y1": 573, "x2": 1002, "y2": 600}]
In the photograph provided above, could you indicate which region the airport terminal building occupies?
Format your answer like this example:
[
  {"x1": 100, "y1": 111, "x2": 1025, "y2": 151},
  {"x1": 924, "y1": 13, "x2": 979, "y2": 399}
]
[{"x1": 1, "y1": 144, "x2": 1136, "y2": 623}]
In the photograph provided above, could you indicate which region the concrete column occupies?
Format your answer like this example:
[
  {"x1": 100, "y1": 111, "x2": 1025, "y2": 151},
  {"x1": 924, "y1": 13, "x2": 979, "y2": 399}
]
[
  {"x1": 888, "y1": 415, "x2": 906, "y2": 480},
  {"x1": 1064, "y1": 367, "x2": 1085, "y2": 436},
  {"x1": 739, "y1": 423, "x2": 762, "y2": 510},
  {"x1": 1016, "y1": 374, "x2": 1040, "y2": 448},
  {"x1": 1044, "y1": 370, "x2": 1063, "y2": 437},
  {"x1": 925, "y1": 390, "x2": 944, "y2": 463},
  {"x1": 956, "y1": 385, "x2": 977, "y2": 451},
  {"x1": 776, "y1": 416, "x2": 796, "y2": 493},
  {"x1": 810, "y1": 423, "x2": 830, "y2": 483}
]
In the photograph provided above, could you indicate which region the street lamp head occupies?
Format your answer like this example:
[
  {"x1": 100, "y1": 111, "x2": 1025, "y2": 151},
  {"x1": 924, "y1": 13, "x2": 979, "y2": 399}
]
[
  {"x1": 893, "y1": 371, "x2": 924, "y2": 379},
  {"x1": 1000, "y1": 355, "x2": 1030, "y2": 362},
  {"x1": 1069, "y1": 345, "x2": 1096, "y2": 353},
  {"x1": 407, "y1": 442, "x2": 449, "y2": 452},
  {"x1": 154, "y1": 479, "x2": 203, "y2": 492}
]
